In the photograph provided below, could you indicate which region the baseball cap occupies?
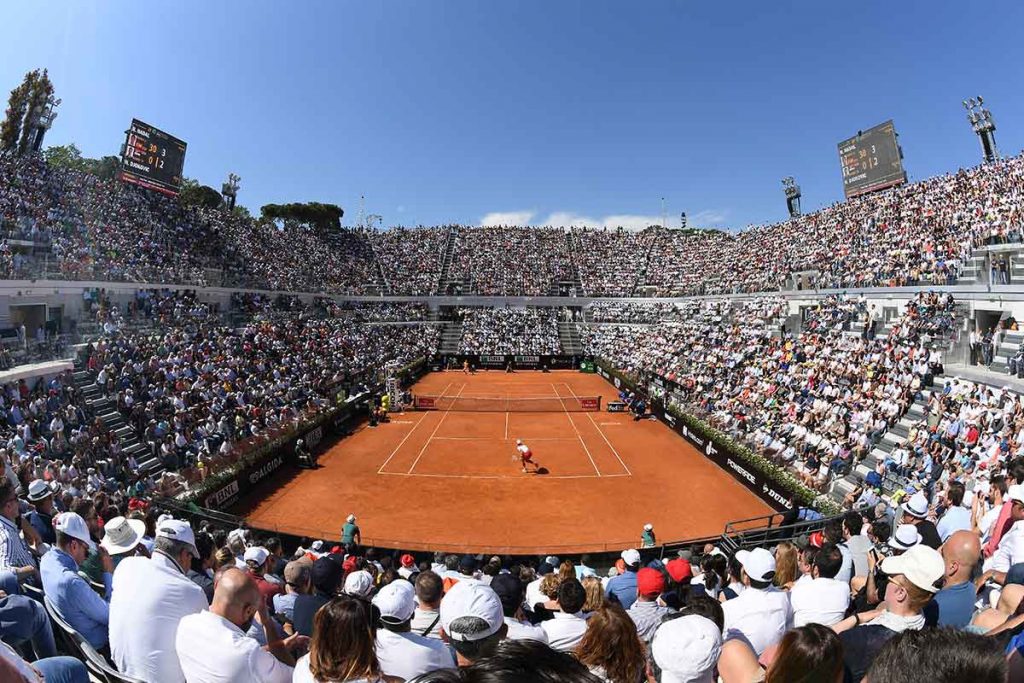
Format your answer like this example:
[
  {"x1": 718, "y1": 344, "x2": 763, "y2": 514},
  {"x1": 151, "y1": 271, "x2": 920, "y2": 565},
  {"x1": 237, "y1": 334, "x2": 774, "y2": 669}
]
[
  {"x1": 488, "y1": 574, "x2": 523, "y2": 613},
  {"x1": 651, "y1": 615, "x2": 722, "y2": 683},
  {"x1": 735, "y1": 548, "x2": 775, "y2": 583},
  {"x1": 889, "y1": 524, "x2": 923, "y2": 552},
  {"x1": 100, "y1": 516, "x2": 146, "y2": 555},
  {"x1": 155, "y1": 519, "x2": 199, "y2": 558},
  {"x1": 373, "y1": 580, "x2": 416, "y2": 623},
  {"x1": 459, "y1": 554, "x2": 478, "y2": 572},
  {"x1": 244, "y1": 546, "x2": 270, "y2": 566},
  {"x1": 54, "y1": 512, "x2": 95, "y2": 551},
  {"x1": 621, "y1": 548, "x2": 641, "y2": 567},
  {"x1": 902, "y1": 491, "x2": 929, "y2": 519},
  {"x1": 283, "y1": 560, "x2": 310, "y2": 586},
  {"x1": 665, "y1": 558, "x2": 693, "y2": 583},
  {"x1": 543, "y1": 555, "x2": 559, "y2": 567},
  {"x1": 400, "y1": 553, "x2": 416, "y2": 568},
  {"x1": 1007, "y1": 485, "x2": 1024, "y2": 505},
  {"x1": 344, "y1": 570, "x2": 374, "y2": 598},
  {"x1": 440, "y1": 580, "x2": 504, "y2": 642},
  {"x1": 880, "y1": 544, "x2": 945, "y2": 593},
  {"x1": 27, "y1": 479, "x2": 52, "y2": 502},
  {"x1": 310, "y1": 557, "x2": 343, "y2": 594},
  {"x1": 637, "y1": 567, "x2": 666, "y2": 596}
]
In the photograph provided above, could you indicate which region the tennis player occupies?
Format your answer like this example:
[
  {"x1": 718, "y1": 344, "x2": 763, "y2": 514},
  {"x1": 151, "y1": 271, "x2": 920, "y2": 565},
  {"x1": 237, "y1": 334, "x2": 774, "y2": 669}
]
[{"x1": 515, "y1": 439, "x2": 538, "y2": 473}]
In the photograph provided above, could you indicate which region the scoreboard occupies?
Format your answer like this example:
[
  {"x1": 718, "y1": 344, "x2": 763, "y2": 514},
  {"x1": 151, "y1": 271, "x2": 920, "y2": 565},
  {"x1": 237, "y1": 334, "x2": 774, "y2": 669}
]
[
  {"x1": 837, "y1": 120, "x2": 906, "y2": 199},
  {"x1": 120, "y1": 119, "x2": 187, "y2": 196}
]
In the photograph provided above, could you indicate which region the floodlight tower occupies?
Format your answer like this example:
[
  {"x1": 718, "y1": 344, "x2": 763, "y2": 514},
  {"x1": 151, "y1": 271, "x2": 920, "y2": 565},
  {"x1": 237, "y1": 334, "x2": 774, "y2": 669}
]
[
  {"x1": 782, "y1": 177, "x2": 801, "y2": 218},
  {"x1": 963, "y1": 97, "x2": 999, "y2": 163},
  {"x1": 221, "y1": 173, "x2": 241, "y2": 211}
]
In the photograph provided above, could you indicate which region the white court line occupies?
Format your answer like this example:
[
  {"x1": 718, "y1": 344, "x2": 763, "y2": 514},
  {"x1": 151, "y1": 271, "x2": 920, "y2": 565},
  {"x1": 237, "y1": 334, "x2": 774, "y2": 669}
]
[
  {"x1": 379, "y1": 471, "x2": 630, "y2": 480},
  {"x1": 432, "y1": 436, "x2": 577, "y2": 442},
  {"x1": 551, "y1": 383, "x2": 601, "y2": 477},
  {"x1": 564, "y1": 382, "x2": 633, "y2": 476},
  {"x1": 504, "y1": 405, "x2": 509, "y2": 440},
  {"x1": 406, "y1": 383, "x2": 468, "y2": 474},
  {"x1": 376, "y1": 380, "x2": 452, "y2": 474}
]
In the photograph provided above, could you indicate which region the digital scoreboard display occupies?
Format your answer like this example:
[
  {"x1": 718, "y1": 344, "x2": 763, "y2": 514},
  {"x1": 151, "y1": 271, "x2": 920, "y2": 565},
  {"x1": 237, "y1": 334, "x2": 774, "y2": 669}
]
[
  {"x1": 837, "y1": 120, "x2": 907, "y2": 199},
  {"x1": 120, "y1": 119, "x2": 187, "y2": 196}
]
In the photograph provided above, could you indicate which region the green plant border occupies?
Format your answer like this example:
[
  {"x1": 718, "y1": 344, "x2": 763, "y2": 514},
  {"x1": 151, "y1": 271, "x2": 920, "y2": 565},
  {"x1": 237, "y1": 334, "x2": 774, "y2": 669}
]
[{"x1": 595, "y1": 359, "x2": 840, "y2": 515}]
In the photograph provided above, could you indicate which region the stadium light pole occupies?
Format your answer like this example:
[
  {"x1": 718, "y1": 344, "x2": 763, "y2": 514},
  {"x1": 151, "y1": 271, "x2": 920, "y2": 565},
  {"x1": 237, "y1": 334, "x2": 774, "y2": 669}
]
[
  {"x1": 963, "y1": 97, "x2": 999, "y2": 163},
  {"x1": 221, "y1": 173, "x2": 241, "y2": 211},
  {"x1": 28, "y1": 95, "x2": 60, "y2": 153},
  {"x1": 782, "y1": 176, "x2": 801, "y2": 218}
]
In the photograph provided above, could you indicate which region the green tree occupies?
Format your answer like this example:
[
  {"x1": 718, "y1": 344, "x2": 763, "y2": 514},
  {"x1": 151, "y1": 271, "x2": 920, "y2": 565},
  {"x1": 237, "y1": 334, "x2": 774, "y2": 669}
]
[
  {"x1": 260, "y1": 202, "x2": 344, "y2": 231},
  {"x1": 43, "y1": 143, "x2": 86, "y2": 171},
  {"x1": 178, "y1": 178, "x2": 223, "y2": 209},
  {"x1": 18, "y1": 69, "x2": 53, "y2": 156},
  {"x1": 0, "y1": 80, "x2": 30, "y2": 152}
]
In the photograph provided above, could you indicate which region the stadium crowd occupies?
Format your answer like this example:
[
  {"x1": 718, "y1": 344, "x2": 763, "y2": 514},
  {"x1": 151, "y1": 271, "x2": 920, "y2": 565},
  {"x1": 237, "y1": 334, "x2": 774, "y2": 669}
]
[
  {"x1": 1, "y1": 487, "x2": 1021, "y2": 682},
  {"x1": 449, "y1": 227, "x2": 575, "y2": 296},
  {"x1": 458, "y1": 308, "x2": 562, "y2": 355}
]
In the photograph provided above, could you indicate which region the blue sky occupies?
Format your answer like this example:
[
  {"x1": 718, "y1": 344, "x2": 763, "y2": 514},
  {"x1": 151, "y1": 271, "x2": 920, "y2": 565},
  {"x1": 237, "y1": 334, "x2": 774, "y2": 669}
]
[{"x1": 3, "y1": 1, "x2": 1023, "y2": 230}]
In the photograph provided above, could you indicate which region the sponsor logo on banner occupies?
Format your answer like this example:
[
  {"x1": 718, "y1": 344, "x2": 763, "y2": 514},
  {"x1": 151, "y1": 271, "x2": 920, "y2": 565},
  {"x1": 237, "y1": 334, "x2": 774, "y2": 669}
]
[
  {"x1": 206, "y1": 480, "x2": 240, "y2": 509},
  {"x1": 726, "y1": 458, "x2": 757, "y2": 484},
  {"x1": 607, "y1": 401, "x2": 627, "y2": 412},
  {"x1": 763, "y1": 483, "x2": 793, "y2": 508},
  {"x1": 414, "y1": 397, "x2": 436, "y2": 409},
  {"x1": 663, "y1": 412, "x2": 677, "y2": 428},
  {"x1": 514, "y1": 355, "x2": 540, "y2": 364},
  {"x1": 305, "y1": 427, "x2": 324, "y2": 449},
  {"x1": 613, "y1": 377, "x2": 621, "y2": 389},
  {"x1": 580, "y1": 398, "x2": 599, "y2": 410},
  {"x1": 598, "y1": 367, "x2": 610, "y2": 379},
  {"x1": 249, "y1": 456, "x2": 284, "y2": 484},
  {"x1": 706, "y1": 442, "x2": 718, "y2": 457},
  {"x1": 481, "y1": 355, "x2": 505, "y2": 365}
]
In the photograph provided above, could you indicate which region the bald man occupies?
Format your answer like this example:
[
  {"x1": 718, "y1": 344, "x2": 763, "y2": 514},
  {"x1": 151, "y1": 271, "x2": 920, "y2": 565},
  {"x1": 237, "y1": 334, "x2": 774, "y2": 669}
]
[
  {"x1": 924, "y1": 530, "x2": 981, "y2": 628},
  {"x1": 175, "y1": 567, "x2": 306, "y2": 683}
]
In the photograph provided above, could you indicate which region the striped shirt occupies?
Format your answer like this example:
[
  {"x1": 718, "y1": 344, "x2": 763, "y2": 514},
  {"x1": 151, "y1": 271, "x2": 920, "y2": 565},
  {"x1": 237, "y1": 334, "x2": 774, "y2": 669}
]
[{"x1": 0, "y1": 515, "x2": 36, "y2": 573}]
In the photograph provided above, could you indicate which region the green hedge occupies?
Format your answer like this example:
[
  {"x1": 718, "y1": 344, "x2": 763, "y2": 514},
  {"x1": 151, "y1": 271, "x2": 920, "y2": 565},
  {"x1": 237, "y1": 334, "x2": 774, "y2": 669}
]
[{"x1": 595, "y1": 359, "x2": 841, "y2": 515}]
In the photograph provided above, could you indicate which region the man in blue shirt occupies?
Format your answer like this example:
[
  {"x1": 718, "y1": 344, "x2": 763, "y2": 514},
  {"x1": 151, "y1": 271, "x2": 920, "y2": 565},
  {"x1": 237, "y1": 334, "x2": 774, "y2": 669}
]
[
  {"x1": 925, "y1": 530, "x2": 980, "y2": 629},
  {"x1": 40, "y1": 512, "x2": 114, "y2": 649},
  {"x1": 936, "y1": 482, "x2": 973, "y2": 542},
  {"x1": 605, "y1": 548, "x2": 641, "y2": 608}
]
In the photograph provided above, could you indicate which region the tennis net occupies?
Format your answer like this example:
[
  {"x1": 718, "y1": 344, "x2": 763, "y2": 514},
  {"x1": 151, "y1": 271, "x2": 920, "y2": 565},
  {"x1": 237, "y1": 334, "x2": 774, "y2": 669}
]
[{"x1": 413, "y1": 395, "x2": 602, "y2": 412}]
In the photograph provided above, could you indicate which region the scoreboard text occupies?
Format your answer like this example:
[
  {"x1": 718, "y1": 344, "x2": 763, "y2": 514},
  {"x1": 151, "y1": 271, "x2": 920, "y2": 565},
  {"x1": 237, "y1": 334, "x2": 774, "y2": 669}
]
[
  {"x1": 120, "y1": 119, "x2": 187, "y2": 196},
  {"x1": 837, "y1": 120, "x2": 906, "y2": 199}
]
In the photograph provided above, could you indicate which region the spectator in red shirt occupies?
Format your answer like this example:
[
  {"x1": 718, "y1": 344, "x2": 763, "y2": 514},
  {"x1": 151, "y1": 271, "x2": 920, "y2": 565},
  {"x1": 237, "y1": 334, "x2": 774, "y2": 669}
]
[{"x1": 244, "y1": 546, "x2": 281, "y2": 602}]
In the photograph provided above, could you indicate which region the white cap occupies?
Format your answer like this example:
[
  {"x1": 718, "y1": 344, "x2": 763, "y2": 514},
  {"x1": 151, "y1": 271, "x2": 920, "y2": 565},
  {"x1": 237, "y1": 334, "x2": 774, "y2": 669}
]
[
  {"x1": 889, "y1": 524, "x2": 923, "y2": 552},
  {"x1": 440, "y1": 580, "x2": 504, "y2": 642},
  {"x1": 544, "y1": 555, "x2": 560, "y2": 568},
  {"x1": 735, "y1": 547, "x2": 776, "y2": 583},
  {"x1": 346, "y1": 514, "x2": 356, "y2": 524},
  {"x1": 880, "y1": 544, "x2": 945, "y2": 593},
  {"x1": 244, "y1": 546, "x2": 270, "y2": 566},
  {"x1": 516, "y1": 439, "x2": 523, "y2": 445},
  {"x1": 621, "y1": 549, "x2": 641, "y2": 567},
  {"x1": 155, "y1": 518, "x2": 199, "y2": 558},
  {"x1": 373, "y1": 580, "x2": 416, "y2": 623},
  {"x1": 343, "y1": 570, "x2": 374, "y2": 598},
  {"x1": 100, "y1": 516, "x2": 146, "y2": 555},
  {"x1": 651, "y1": 615, "x2": 722, "y2": 683},
  {"x1": 54, "y1": 512, "x2": 95, "y2": 551},
  {"x1": 1007, "y1": 485, "x2": 1024, "y2": 505},
  {"x1": 902, "y1": 491, "x2": 929, "y2": 519},
  {"x1": 644, "y1": 523, "x2": 654, "y2": 531},
  {"x1": 310, "y1": 540, "x2": 325, "y2": 552}
]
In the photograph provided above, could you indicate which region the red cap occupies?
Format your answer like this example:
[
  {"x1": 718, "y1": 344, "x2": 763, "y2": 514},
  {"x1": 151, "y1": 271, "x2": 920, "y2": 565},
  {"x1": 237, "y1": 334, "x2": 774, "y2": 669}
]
[
  {"x1": 809, "y1": 531, "x2": 824, "y2": 549},
  {"x1": 342, "y1": 557, "x2": 357, "y2": 573},
  {"x1": 331, "y1": 545, "x2": 343, "y2": 555},
  {"x1": 636, "y1": 567, "x2": 666, "y2": 596},
  {"x1": 400, "y1": 554, "x2": 415, "y2": 568},
  {"x1": 665, "y1": 558, "x2": 693, "y2": 583}
]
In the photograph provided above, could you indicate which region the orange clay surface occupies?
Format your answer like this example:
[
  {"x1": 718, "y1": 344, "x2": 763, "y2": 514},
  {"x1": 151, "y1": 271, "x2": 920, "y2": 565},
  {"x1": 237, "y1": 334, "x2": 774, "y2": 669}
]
[{"x1": 236, "y1": 371, "x2": 772, "y2": 554}]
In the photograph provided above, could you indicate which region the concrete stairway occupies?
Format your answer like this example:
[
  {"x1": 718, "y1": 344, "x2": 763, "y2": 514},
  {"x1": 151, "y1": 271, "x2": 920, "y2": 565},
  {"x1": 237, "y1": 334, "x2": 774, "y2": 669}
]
[
  {"x1": 991, "y1": 329, "x2": 1024, "y2": 373},
  {"x1": 558, "y1": 321, "x2": 583, "y2": 355},
  {"x1": 72, "y1": 358, "x2": 163, "y2": 478},
  {"x1": 439, "y1": 321, "x2": 464, "y2": 355},
  {"x1": 957, "y1": 255, "x2": 986, "y2": 285}
]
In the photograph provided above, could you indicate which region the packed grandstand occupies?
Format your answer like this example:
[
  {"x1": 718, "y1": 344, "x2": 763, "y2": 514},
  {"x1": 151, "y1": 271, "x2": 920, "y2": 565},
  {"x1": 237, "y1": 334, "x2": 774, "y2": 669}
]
[{"x1": 2, "y1": 50, "x2": 1024, "y2": 683}]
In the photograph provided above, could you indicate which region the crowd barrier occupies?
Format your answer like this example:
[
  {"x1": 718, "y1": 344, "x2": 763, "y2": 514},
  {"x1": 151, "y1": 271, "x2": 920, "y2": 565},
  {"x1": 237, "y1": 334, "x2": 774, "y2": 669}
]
[
  {"x1": 594, "y1": 363, "x2": 802, "y2": 513},
  {"x1": 432, "y1": 354, "x2": 585, "y2": 371}
]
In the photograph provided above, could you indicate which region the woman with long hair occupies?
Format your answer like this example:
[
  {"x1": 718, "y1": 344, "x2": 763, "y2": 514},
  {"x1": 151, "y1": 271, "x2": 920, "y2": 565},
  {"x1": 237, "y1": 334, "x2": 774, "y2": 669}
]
[
  {"x1": 582, "y1": 576, "x2": 606, "y2": 613},
  {"x1": 718, "y1": 623, "x2": 843, "y2": 683},
  {"x1": 575, "y1": 604, "x2": 649, "y2": 683},
  {"x1": 293, "y1": 595, "x2": 401, "y2": 683},
  {"x1": 773, "y1": 542, "x2": 800, "y2": 589}
]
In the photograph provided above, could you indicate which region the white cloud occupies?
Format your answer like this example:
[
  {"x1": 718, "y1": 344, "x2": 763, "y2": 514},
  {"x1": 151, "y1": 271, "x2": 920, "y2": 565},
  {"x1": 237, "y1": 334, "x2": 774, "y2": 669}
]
[
  {"x1": 479, "y1": 211, "x2": 535, "y2": 227},
  {"x1": 689, "y1": 209, "x2": 729, "y2": 227},
  {"x1": 538, "y1": 212, "x2": 663, "y2": 231}
]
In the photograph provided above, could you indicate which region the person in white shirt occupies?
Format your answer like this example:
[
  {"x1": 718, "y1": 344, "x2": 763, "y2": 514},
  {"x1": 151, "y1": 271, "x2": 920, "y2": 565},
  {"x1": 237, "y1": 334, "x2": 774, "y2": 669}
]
[
  {"x1": 292, "y1": 594, "x2": 400, "y2": 683},
  {"x1": 982, "y1": 485, "x2": 1024, "y2": 581},
  {"x1": 721, "y1": 547, "x2": 793, "y2": 655},
  {"x1": 372, "y1": 580, "x2": 454, "y2": 680},
  {"x1": 409, "y1": 571, "x2": 444, "y2": 639},
  {"x1": 176, "y1": 567, "x2": 303, "y2": 683},
  {"x1": 540, "y1": 578, "x2": 589, "y2": 652},
  {"x1": 109, "y1": 519, "x2": 209, "y2": 683},
  {"x1": 789, "y1": 543, "x2": 851, "y2": 627},
  {"x1": 439, "y1": 580, "x2": 508, "y2": 666}
]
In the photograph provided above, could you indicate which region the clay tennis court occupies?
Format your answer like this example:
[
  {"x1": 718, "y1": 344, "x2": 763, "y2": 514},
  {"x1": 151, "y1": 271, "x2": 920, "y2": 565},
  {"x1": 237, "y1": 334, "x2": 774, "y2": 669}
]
[{"x1": 237, "y1": 371, "x2": 772, "y2": 554}]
